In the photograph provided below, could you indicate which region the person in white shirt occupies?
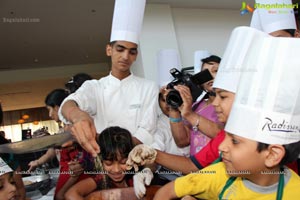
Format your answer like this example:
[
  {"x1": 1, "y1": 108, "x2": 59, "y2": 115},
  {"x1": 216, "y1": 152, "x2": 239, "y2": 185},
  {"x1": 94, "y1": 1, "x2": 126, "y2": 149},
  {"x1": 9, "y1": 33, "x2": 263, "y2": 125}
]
[
  {"x1": 59, "y1": 41, "x2": 158, "y2": 157},
  {"x1": 59, "y1": 0, "x2": 158, "y2": 157},
  {"x1": 151, "y1": 89, "x2": 190, "y2": 184}
]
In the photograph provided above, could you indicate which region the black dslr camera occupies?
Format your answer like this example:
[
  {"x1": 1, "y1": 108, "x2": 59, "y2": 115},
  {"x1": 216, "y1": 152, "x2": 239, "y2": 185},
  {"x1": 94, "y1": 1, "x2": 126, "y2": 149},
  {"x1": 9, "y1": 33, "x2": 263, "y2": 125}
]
[{"x1": 166, "y1": 68, "x2": 213, "y2": 109}]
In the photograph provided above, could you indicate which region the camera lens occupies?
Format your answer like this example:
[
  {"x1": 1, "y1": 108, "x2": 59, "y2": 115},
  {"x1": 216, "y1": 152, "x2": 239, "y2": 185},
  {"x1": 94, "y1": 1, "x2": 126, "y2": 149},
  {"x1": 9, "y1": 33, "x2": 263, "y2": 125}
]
[{"x1": 166, "y1": 89, "x2": 183, "y2": 109}]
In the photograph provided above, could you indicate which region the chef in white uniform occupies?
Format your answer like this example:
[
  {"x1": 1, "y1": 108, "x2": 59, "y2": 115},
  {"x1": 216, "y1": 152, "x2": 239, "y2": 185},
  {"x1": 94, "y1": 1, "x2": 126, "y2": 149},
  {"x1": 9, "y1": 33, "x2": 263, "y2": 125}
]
[{"x1": 59, "y1": 0, "x2": 158, "y2": 157}]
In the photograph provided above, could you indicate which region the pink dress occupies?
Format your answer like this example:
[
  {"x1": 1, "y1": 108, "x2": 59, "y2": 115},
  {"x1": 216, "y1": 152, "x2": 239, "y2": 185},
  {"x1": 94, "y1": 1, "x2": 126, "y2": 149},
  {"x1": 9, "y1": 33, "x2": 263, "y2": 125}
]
[{"x1": 189, "y1": 100, "x2": 219, "y2": 155}]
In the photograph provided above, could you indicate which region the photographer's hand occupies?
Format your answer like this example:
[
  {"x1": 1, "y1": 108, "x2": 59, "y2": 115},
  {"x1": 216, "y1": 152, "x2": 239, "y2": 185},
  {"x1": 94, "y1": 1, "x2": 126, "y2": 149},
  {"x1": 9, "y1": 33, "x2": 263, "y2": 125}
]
[
  {"x1": 164, "y1": 85, "x2": 190, "y2": 148},
  {"x1": 174, "y1": 86, "x2": 223, "y2": 139},
  {"x1": 160, "y1": 86, "x2": 179, "y2": 114},
  {"x1": 174, "y1": 85, "x2": 193, "y2": 117}
]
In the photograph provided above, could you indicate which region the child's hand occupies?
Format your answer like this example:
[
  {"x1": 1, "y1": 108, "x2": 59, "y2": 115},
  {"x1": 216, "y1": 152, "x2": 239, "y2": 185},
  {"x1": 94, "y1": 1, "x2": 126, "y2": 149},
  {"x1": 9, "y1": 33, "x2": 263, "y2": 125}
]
[
  {"x1": 126, "y1": 144, "x2": 157, "y2": 172},
  {"x1": 133, "y1": 168, "x2": 153, "y2": 199},
  {"x1": 68, "y1": 160, "x2": 84, "y2": 177},
  {"x1": 27, "y1": 160, "x2": 39, "y2": 172}
]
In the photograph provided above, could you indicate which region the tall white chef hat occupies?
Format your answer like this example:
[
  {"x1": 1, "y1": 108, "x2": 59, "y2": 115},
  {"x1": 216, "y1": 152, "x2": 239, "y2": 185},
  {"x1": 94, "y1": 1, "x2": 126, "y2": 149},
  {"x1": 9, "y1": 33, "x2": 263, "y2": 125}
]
[
  {"x1": 213, "y1": 26, "x2": 269, "y2": 93},
  {"x1": 225, "y1": 35, "x2": 300, "y2": 144},
  {"x1": 0, "y1": 157, "x2": 13, "y2": 176},
  {"x1": 157, "y1": 49, "x2": 182, "y2": 87},
  {"x1": 194, "y1": 50, "x2": 211, "y2": 74},
  {"x1": 110, "y1": 0, "x2": 146, "y2": 44},
  {"x1": 250, "y1": 0, "x2": 297, "y2": 34}
]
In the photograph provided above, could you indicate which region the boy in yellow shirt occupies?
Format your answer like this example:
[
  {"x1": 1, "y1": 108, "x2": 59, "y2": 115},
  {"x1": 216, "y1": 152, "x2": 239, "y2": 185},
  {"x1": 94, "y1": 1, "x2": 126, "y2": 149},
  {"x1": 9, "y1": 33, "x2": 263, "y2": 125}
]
[{"x1": 153, "y1": 27, "x2": 300, "y2": 200}]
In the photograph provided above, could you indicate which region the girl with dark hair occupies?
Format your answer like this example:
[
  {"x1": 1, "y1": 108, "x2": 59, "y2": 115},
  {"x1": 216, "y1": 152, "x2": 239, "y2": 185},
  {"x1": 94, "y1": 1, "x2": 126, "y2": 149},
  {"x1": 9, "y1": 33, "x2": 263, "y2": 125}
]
[
  {"x1": 28, "y1": 88, "x2": 93, "y2": 200},
  {"x1": 45, "y1": 89, "x2": 69, "y2": 123},
  {"x1": 65, "y1": 126, "x2": 135, "y2": 199},
  {"x1": 28, "y1": 89, "x2": 69, "y2": 172}
]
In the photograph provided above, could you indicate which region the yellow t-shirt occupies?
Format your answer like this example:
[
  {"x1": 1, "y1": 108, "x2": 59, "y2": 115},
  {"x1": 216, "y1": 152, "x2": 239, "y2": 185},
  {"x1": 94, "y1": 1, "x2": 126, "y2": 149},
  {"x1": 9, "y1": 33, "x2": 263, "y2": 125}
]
[{"x1": 175, "y1": 162, "x2": 300, "y2": 200}]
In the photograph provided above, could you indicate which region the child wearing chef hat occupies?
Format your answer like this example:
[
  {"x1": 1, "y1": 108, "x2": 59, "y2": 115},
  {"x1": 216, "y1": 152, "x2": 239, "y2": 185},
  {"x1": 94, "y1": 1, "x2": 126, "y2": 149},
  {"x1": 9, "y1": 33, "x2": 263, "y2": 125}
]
[
  {"x1": 0, "y1": 157, "x2": 17, "y2": 200},
  {"x1": 250, "y1": 0, "x2": 300, "y2": 37},
  {"x1": 153, "y1": 27, "x2": 300, "y2": 200}
]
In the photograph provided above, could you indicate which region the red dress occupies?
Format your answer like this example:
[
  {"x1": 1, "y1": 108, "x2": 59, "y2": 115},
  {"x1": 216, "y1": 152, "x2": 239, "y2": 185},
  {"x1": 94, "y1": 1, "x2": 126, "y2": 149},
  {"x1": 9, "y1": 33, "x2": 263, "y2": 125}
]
[
  {"x1": 55, "y1": 144, "x2": 94, "y2": 195},
  {"x1": 190, "y1": 129, "x2": 225, "y2": 169}
]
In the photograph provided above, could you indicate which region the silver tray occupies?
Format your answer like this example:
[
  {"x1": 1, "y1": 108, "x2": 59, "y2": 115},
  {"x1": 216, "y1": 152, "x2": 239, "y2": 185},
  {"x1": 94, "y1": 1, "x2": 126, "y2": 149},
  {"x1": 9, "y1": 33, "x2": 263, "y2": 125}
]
[
  {"x1": 0, "y1": 132, "x2": 73, "y2": 154},
  {"x1": 22, "y1": 174, "x2": 51, "y2": 192}
]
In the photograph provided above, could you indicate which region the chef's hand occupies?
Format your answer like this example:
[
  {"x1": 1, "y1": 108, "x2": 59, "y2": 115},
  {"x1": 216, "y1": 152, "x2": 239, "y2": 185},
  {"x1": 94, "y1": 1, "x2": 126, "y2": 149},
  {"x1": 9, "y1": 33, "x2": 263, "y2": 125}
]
[
  {"x1": 61, "y1": 140, "x2": 75, "y2": 148},
  {"x1": 133, "y1": 168, "x2": 154, "y2": 199},
  {"x1": 68, "y1": 109, "x2": 100, "y2": 157},
  {"x1": 126, "y1": 144, "x2": 157, "y2": 172}
]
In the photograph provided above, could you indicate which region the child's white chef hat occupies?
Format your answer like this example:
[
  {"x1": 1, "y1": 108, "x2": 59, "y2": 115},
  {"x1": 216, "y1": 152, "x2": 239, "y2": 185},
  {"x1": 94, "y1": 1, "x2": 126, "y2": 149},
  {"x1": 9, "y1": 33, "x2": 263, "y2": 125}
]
[
  {"x1": 213, "y1": 26, "x2": 269, "y2": 93},
  {"x1": 226, "y1": 32, "x2": 300, "y2": 144},
  {"x1": 0, "y1": 157, "x2": 13, "y2": 176},
  {"x1": 250, "y1": 0, "x2": 297, "y2": 34}
]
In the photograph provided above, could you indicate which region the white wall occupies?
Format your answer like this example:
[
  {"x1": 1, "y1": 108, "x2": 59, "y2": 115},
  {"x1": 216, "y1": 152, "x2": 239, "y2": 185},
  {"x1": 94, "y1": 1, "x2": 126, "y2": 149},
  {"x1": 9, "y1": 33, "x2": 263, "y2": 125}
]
[
  {"x1": 137, "y1": 4, "x2": 252, "y2": 84},
  {"x1": 172, "y1": 8, "x2": 251, "y2": 67},
  {"x1": 134, "y1": 4, "x2": 181, "y2": 83}
]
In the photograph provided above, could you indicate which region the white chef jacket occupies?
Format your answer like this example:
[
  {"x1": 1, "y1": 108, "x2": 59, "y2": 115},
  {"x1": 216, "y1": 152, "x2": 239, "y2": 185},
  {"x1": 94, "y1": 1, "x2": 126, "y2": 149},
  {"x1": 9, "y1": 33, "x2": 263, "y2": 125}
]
[
  {"x1": 151, "y1": 113, "x2": 190, "y2": 156},
  {"x1": 151, "y1": 112, "x2": 190, "y2": 181},
  {"x1": 59, "y1": 72, "x2": 159, "y2": 145}
]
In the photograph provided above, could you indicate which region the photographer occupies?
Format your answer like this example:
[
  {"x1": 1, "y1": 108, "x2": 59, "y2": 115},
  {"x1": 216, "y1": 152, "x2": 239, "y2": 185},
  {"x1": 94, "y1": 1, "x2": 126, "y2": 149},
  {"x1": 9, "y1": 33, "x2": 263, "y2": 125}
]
[{"x1": 166, "y1": 55, "x2": 224, "y2": 155}]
